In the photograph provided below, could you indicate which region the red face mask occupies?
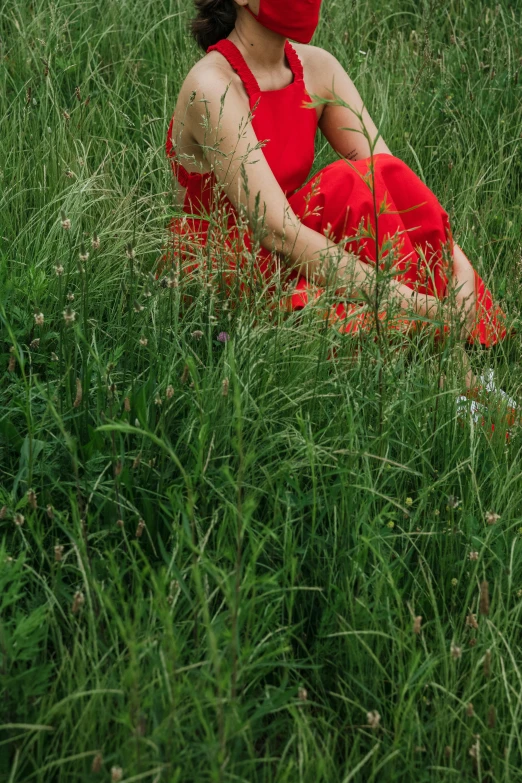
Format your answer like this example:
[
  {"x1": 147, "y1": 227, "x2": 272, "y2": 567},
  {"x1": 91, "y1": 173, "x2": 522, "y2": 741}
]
[{"x1": 247, "y1": 0, "x2": 322, "y2": 44}]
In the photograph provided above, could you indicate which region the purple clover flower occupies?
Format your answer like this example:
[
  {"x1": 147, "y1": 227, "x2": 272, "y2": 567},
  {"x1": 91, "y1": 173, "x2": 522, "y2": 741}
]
[{"x1": 217, "y1": 331, "x2": 230, "y2": 343}]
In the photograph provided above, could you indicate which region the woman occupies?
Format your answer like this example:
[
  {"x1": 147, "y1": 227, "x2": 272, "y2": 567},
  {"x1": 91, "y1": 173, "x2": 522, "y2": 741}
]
[{"x1": 164, "y1": 0, "x2": 512, "y2": 407}]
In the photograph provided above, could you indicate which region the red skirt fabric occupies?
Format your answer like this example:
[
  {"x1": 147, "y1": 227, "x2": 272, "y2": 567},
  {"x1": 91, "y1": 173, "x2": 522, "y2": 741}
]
[{"x1": 161, "y1": 154, "x2": 509, "y2": 347}]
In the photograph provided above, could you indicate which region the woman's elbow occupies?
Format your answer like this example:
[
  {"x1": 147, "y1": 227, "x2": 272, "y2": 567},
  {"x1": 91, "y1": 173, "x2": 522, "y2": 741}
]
[{"x1": 258, "y1": 222, "x2": 300, "y2": 256}]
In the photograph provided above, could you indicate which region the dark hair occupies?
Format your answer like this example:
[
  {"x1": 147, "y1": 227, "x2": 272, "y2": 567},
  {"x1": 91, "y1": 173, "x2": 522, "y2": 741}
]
[{"x1": 191, "y1": 0, "x2": 237, "y2": 51}]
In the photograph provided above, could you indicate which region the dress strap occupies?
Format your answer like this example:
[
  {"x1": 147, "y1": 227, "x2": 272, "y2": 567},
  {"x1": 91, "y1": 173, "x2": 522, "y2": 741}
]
[
  {"x1": 207, "y1": 39, "x2": 261, "y2": 100},
  {"x1": 284, "y1": 41, "x2": 304, "y2": 83}
]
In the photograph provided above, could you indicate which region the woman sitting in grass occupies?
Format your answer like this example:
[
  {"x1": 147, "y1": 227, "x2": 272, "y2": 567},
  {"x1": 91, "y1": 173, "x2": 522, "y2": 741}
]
[{"x1": 165, "y1": 0, "x2": 515, "y2": 423}]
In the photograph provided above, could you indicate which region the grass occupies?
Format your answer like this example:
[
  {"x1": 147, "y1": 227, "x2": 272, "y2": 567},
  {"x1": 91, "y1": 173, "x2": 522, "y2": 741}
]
[{"x1": 1, "y1": 0, "x2": 522, "y2": 780}]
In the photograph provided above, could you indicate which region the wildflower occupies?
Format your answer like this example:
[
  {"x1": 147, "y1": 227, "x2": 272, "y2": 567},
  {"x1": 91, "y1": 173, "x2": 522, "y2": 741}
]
[
  {"x1": 14, "y1": 513, "x2": 25, "y2": 526},
  {"x1": 191, "y1": 330, "x2": 204, "y2": 340},
  {"x1": 298, "y1": 686, "x2": 308, "y2": 701},
  {"x1": 487, "y1": 705, "x2": 496, "y2": 728},
  {"x1": 75, "y1": 85, "x2": 81, "y2": 101},
  {"x1": 66, "y1": 292, "x2": 75, "y2": 302},
  {"x1": 469, "y1": 736, "x2": 480, "y2": 763},
  {"x1": 92, "y1": 232, "x2": 100, "y2": 250},
  {"x1": 387, "y1": 520, "x2": 395, "y2": 529},
  {"x1": 47, "y1": 504, "x2": 54, "y2": 519},
  {"x1": 60, "y1": 210, "x2": 71, "y2": 230},
  {"x1": 132, "y1": 453, "x2": 141, "y2": 469},
  {"x1": 111, "y1": 767, "x2": 123, "y2": 783},
  {"x1": 124, "y1": 397, "x2": 131, "y2": 412},
  {"x1": 180, "y1": 364, "x2": 189, "y2": 384},
  {"x1": 167, "y1": 272, "x2": 178, "y2": 288},
  {"x1": 479, "y1": 580, "x2": 490, "y2": 615},
  {"x1": 64, "y1": 168, "x2": 74, "y2": 179},
  {"x1": 166, "y1": 385, "x2": 175, "y2": 399},
  {"x1": 217, "y1": 331, "x2": 230, "y2": 343},
  {"x1": 154, "y1": 396, "x2": 162, "y2": 406},
  {"x1": 8, "y1": 354, "x2": 16, "y2": 372},
  {"x1": 450, "y1": 642, "x2": 462, "y2": 659},
  {"x1": 133, "y1": 301, "x2": 144, "y2": 313},
  {"x1": 451, "y1": 577, "x2": 458, "y2": 587},
  {"x1": 136, "y1": 518, "x2": 145, "y2": 538},
  {"x1": 91, "y1": 752, "x2": 103, "y2": 773},
  {"x1": 34, "y1": 311, "x2": 44, "y2": 326},
  {"x1": 79, "y1": 243, "x2": 89, "y2": 262},
  {"x1": 469, "y1": 551, "x2": 479, "y2": 561},
  {"x1": 466, "y1": 613, "x2": 479, "y2": 630},
  {"x1": 485, "y1": 510, "x2": 501, "y2": 525},
  {"x1": 405, "y1": 497, "x2": 413, "y2": 506},
  {"x1": 54, "y1": 263, "x2": 64, "y2": 276},
  {"x1": 54, "y1": 544, "x2": 64, "y2": 562},
  {"x1": 434, "y1": 509, "x2": 440, "y2": 516},
  {"x1": 51, "y1": 352, "x2": 59, "y2": 362},
  {"x1": 30, "y1": 338, "x2": 40, "y2": 349},
  {"x1": 116, "y1": 519, "x2": 124, "y2": 528},
  {"x1": 222, "y1": 377, "x2": 229, "y2": 397},
  {"x1": 447, "y1": 495, "x2": 461, "y2": 509},
  {"x1": 62, "y1": 110, "x2": 71, "y2": 121},
  {"x1": 466, "y1": 702, "x2": 474, "y2": 717},
  {"x1": 139, "y1": 336, "x2": 148, "y2": 346},
  {"x1": 71, "y1": 590, "x2": 85, "y2": 613},
  {"x1": 63, "y1": 307, "x2": 76, "y2": 324},
  {"x1": 125, "y1": 243, "x2": 135, "y2": 260},
  {"x1": 73, "y1": 378, "x2": 82, "y2": 408},
  {"x1": 367, "y1": 710, "x2": 381, "y2": 730},
  {"x1": 484, "y1": 649, "x2": 491, "y2": 677},
  {"x1": 413, "y1": 615, "x2": 422, "y2": 634},
  {"x1": 27, "y1": 489, "x2": 37, "y2": 510}
]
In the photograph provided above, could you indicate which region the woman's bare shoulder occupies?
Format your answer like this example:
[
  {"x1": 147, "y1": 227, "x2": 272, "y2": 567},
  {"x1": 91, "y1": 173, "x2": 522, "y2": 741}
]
[
  {"x1": 292, "y1": 43, "x2": 346, "y2": 92},
  {"x1": 175, "y1": 49, "x2": 245, "y2": 115},
  {"x1": 293, "y1": 43, "x2": 340, "y2": 69}
]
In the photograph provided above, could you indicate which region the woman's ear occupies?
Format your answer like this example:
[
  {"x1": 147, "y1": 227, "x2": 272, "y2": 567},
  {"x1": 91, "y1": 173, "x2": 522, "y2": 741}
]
[{"x1": 234, "y1": 0, "x2": 260, "y2": 11}]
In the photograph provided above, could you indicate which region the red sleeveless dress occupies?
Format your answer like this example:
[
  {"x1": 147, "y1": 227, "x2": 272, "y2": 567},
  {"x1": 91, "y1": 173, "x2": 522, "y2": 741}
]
[{"x1": 164, "y1": 38, "x2": 508, "y2": 347}]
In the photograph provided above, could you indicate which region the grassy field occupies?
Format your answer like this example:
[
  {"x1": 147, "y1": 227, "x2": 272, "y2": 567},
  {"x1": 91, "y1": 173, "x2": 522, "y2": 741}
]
[{"x1": 1, "y1": 0, "x2": 522, "y2": 780}]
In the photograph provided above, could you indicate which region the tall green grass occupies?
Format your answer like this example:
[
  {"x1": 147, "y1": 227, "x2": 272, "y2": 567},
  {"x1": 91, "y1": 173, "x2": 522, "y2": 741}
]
[{"x1": 1, "y1": 0, "x2": 522, "y2": 780}]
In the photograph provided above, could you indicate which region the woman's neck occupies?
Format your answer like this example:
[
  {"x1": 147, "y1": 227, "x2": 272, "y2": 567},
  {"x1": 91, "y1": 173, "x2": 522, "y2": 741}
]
[{"x1": 228, "y1": 7, "x2": 287, "y2": 71}]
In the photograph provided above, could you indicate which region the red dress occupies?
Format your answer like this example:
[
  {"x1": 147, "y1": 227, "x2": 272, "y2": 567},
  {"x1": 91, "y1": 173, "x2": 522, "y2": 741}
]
[{"x1": 163, "y1": 38, "x2": 508, "y2": 347}]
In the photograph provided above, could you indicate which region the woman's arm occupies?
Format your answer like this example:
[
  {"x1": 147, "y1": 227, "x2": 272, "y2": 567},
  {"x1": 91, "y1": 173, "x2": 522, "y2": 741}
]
[
  {"x1": 183, "y1": 64, "x2": 425, "y2": 312},
  {"x1": 307, "y1": 46, "x2": 392, "y2": 160}
]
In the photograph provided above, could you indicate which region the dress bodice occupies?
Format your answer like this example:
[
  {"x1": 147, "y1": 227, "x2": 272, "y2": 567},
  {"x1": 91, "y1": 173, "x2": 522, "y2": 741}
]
[{"x1": 166, "y1": 38, "x2": 318, "y2": 213}]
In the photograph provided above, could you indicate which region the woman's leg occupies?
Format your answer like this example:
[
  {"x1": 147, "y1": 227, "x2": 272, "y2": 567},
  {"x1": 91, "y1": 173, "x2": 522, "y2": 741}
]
[{"x1": 449, "y1": 243, "x2": 478, "y2": 341}]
